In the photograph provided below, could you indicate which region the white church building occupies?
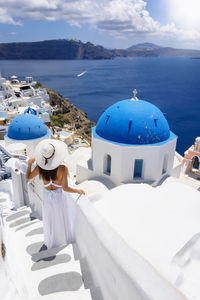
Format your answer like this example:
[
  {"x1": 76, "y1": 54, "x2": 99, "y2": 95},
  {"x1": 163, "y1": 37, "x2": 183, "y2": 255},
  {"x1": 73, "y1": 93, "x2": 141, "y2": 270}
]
[
  {"x1": 77, "y1": 92, "x2": 177, "y2": 186},
  {"x1": 4, "y1": 107, "x2": 51, "y2": 157}
]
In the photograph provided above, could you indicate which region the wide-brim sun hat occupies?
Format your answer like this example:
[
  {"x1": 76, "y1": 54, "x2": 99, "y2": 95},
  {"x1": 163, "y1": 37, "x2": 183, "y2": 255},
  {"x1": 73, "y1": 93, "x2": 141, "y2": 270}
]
[{"x1": 35, "y1": 139, "x2": 68, "y2": 170}]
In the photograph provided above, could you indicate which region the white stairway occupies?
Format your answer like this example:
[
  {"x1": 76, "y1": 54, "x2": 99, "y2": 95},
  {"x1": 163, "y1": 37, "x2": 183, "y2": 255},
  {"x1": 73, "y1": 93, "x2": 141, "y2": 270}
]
[{"x1": 0, "y1": 198, "x2": 92, "y2": 300}]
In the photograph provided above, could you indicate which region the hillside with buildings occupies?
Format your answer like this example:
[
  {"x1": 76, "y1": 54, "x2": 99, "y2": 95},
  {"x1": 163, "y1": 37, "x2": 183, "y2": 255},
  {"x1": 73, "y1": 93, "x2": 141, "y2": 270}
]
[{"x1": 46, "y1": 86, "x2": 95, "y2": 144}]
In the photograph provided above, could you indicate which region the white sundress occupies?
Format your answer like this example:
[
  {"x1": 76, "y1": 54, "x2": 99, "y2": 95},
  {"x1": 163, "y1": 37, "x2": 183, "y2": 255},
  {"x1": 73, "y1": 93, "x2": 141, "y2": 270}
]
[{"x1": 42, "y1": 180, "x2": 77, "y2": 249}]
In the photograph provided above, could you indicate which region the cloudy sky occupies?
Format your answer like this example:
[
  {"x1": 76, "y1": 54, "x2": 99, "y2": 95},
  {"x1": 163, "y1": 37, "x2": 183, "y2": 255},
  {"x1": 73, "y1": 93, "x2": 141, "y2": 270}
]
[{"x1": 0, "y1": 0, "x2": 200, "y2": 49}]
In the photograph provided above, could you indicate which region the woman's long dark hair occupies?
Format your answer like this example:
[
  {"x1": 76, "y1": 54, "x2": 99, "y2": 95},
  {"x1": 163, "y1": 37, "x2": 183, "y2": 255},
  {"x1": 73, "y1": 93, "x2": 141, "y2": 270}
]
[{"x1": 38, "y1": 166, "x2": 58, "y2": 182}]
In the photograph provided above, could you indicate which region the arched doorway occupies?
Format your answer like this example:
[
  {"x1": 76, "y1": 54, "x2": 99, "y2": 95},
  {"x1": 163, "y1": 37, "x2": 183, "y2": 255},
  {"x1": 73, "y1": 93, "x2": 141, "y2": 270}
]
[
  {"x1": 104, "y1": 154, "x2": 111, "y2": 175},
  {"x1": 192, "y1": 156, "x2": 199, "y2": 170}
]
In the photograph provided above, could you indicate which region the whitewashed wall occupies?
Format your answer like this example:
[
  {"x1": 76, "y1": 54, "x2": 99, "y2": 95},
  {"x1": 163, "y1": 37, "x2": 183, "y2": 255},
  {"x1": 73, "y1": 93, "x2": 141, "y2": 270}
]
[
  {"x1": 76, "y1": 164, "x2": 94, "y2": 183},
  {"x1": 9, "y1": 162, "x2": 43, "y2": 219},
  {"x1": 11, "y1": 168, "x2": 25, "y2": 208},
  {"x1": 75, "y1": 196, "x2": 186, "y2": 300},
  {"x1": 28, "y1": 96, "x2": 43, "y2": 107},
  {"x1": 5, "y1": 133, "x2": 50, "y2": 157},
  {"x1": 89, "y1": 135, "x2": 177, "y2": 186},
  {"x1": 0, "y1": 180, "x2": 13, "y2": 200},
  {"x1": 27, "y1": 174, "x2": 43, "y2": 219},
  {"x1": 27, "y1": 182, "x2": 43, "y2": 220}
]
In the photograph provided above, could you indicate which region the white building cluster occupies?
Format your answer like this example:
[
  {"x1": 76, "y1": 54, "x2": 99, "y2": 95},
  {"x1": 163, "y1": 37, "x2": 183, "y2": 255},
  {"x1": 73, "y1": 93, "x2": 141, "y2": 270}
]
[{"x1": 0, "y1": 74, "x2": 51, "y2": 129}]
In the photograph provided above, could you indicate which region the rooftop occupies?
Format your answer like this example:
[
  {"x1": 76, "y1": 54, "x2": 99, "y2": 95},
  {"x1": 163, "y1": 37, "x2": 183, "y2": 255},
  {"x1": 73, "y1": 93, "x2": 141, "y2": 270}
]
[
  {"x1": 6, "y1": 113, "x2": 49, "y2": 141},
  {"x1": 95, "y1": 99, "x2": 171, "y2": 145}
]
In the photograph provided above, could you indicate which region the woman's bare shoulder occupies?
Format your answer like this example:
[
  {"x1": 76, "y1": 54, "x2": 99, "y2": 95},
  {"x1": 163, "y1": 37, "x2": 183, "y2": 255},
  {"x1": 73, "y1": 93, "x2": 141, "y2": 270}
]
[{"x1": 58, "y1": 165, "x2": 68, "y2": 174}]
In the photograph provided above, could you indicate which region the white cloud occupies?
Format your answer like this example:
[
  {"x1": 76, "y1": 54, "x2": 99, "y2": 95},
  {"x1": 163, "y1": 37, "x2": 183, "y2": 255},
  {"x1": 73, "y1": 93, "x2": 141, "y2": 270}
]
[
  {"x1": 159, "y1": 23, "x2": 200, "y2": 41},
  {"x1": 0, "y1": 8, "x2": 21, "y2": 25},
  {"x1": 0, "y1": 0, "x2": 200, "y2": 44}
]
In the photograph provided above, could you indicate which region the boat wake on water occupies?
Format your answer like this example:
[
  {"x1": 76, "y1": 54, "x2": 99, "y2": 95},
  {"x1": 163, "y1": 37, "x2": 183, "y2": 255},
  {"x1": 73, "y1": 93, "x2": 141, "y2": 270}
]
[{"x1": 77, "y1": 71, "x2": 87, "y2": 77}]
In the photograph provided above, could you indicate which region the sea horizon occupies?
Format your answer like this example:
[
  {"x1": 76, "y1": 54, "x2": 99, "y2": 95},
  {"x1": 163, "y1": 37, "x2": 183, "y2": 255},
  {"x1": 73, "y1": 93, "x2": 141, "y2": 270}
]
[{"x1": 0, "y1": 56, "x2": 199, "y2": 155}]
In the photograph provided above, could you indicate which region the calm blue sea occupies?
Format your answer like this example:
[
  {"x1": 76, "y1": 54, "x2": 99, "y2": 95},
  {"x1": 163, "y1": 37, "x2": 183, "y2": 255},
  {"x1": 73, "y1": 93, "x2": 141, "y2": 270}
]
[{"x1": 0, "y1": 57, "x2": 200, "y2": 155}]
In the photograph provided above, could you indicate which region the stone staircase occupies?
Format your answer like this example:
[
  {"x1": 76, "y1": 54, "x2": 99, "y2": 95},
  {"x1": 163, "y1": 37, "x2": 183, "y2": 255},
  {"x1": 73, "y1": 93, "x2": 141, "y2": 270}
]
[
  {"x1": 1, "y1": 201, "x2": 92, "y2": 300},
  {"x1": 0, "y1": 144, "x2": 27, "y2": 178},
  {"x1": 0, "y1": 144, "x2": 12, "y2": 160},
  {"x1": 0, "y1": 145, "x2": 11, "y2": 175}
]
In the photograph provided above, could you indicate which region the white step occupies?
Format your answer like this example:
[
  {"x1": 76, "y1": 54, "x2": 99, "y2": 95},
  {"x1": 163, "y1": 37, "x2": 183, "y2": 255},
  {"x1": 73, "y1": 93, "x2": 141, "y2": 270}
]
[
  {"x1": 21, "y1": 290, "x2": 92, "y2": 300},
  {"x1": 4, "y1": 207, "x2": 42, "y2": 232},
  {"x1": 27, "y1": 244, "x2": 85, "y2": 298},
  {"x1": 2, "y1": 206, "x2": 92, "y2": 300},
  {"x1": 14, "y1": 219, "x2": 43, "y2": 237},
  {"x1": 6, "y1": 208, "x2": 31, "y2": 223},
  {"x1": 6, "y1": 224, "x2": 86, "y2": 297},
  {"x1": 25, "y1": 260, "x2": 85, "y2": 297}
]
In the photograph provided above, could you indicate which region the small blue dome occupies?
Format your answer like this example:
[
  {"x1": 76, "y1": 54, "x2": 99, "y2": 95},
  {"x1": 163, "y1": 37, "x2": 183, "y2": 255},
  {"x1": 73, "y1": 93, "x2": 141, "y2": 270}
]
[
  {"x1": 24, "y1": 107, "x2": 37, "y2": 115},
  {"x1": 7, "y1": 113, "x2": 49, "y2": 140},
  {"x1": 95, "y1": 99, "x2": 170, "y2": 145}
]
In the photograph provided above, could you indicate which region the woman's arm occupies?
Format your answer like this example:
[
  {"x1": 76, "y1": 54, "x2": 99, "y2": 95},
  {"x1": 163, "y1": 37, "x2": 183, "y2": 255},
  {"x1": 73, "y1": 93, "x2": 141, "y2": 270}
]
[
  {"x1": 26, "y1": 158, "x2": 39, "y2": 180},
  {"x1": 61, "y1": 166, "x2": 85, "y2": 195}
]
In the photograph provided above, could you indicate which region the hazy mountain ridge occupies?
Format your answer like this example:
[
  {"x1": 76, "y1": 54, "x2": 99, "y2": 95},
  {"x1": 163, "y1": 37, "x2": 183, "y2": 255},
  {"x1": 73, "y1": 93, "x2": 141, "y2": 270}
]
[
  {"x1": 115, "y1": 42, "x2": 200, "y2": 57},
  {"x1": 0, "y1": 39, "x2": 200, "y2": 59},
  {"x1": 0, "y1": 39, "x2": 114, "y2": 60},
  {"x1": 128, "y1": 43, "x2": 162, "y2": 50}
]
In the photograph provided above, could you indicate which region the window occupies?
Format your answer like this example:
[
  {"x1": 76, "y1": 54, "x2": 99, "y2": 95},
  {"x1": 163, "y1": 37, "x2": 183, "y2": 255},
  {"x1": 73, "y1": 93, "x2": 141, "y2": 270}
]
[
  {"x1": 104, "y1": 154, "x2": 111, "y2": 175},
  {"x1": 134, "y1": 159, "x2": 143, "y2": 178},
  {"x1": 193, "y1": 156, "x2": 199, "y2": 169}
]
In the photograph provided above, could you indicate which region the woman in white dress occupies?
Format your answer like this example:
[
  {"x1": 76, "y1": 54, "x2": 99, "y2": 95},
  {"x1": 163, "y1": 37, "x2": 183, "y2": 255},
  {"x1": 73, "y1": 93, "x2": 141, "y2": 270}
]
[{"x1": 26, "y1": 139, "x2": 85, "y2": 249}]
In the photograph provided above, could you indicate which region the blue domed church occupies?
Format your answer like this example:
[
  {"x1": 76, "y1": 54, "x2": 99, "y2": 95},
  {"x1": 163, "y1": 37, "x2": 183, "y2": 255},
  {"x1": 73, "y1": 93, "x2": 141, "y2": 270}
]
[
  {"x1": 77, "y1": 93, "x2": 177, "y2": 186},
  {"x1": 5, "y1": 108, "x2": 50, "y2": 156}
]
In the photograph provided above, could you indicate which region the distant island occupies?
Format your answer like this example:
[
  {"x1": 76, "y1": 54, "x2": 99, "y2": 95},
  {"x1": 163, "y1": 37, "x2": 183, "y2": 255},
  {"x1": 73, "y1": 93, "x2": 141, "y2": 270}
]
[{"x1": 0, "y1": 39, "x2": 200, "y2": 59}]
